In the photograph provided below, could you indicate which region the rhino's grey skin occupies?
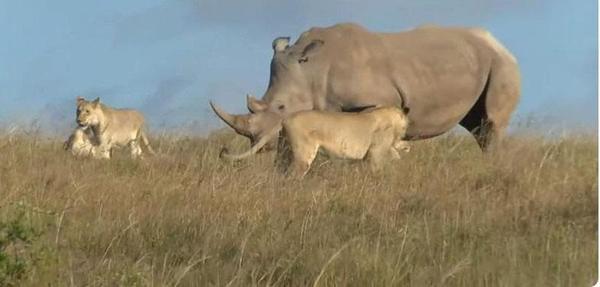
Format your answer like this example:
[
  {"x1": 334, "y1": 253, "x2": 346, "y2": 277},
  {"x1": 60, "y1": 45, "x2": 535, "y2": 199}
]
[{"x1": 211, "y1": 23, "x2": 520, "y2": 158}]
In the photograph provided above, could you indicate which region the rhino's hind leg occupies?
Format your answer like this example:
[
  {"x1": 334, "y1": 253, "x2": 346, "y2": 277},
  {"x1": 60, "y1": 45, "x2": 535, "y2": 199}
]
[
  {"x1": 460, "y1": 112, "x2": 496, "y2": 151},
  {"x1": 460, "y1": 63, "x2": 520, "y2": 152}
]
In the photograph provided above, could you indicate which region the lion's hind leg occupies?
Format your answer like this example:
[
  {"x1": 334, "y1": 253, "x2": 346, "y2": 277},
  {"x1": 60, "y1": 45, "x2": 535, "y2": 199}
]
[
  {"x1": 129, "y1": 140, "x2": 143, "y2": 159},
  {"x1": 390, "y1": 147, "x2": 402, "y2": 160},
  {"x1": 393, "y1": 140, "x2": 410, "y2": 153},
  {"x1": 94, "y1": 145, "x2": 111, "y2": 159},
  {"x1": 275, "y1": 132, "x2": 294, "y2": 174},
  {"x1": 289, "y1": 142, "x2": 319, "y2": 179},
  {"x1": 366, "y1": 138, "x2": 396, "y2": 172},
  {"x1": 366, "y1": 147, "x2": 386, "y2": 172}
]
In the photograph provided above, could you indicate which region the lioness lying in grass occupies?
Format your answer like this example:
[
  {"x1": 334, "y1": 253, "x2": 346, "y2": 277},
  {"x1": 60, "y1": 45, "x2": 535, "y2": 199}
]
[{"x1": 63, "y1": 126, "x2": 98, "y2": 157}]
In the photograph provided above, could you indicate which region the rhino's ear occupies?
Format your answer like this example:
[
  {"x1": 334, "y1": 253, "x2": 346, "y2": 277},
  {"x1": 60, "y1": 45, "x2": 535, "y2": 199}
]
[
  {"x1": 298, "y1": 39, "x2": 324, "y2": 63},
  {"x1": 247, "y1": 94, "x2": 268, "y2": 113},
  {"x1": 272, "y1": 37, "x2": 290, "y2": 53}
]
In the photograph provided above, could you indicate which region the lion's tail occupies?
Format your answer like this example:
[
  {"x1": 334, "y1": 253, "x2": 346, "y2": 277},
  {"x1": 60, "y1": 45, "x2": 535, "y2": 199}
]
[{"x1": 139, "y1": 130, "x2": 156, "y2": 155}]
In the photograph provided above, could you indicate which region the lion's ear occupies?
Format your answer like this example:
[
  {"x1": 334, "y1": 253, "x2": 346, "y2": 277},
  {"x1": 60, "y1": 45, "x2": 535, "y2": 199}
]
[
  {"x1": 92, "y1": 97, "x2": 100, "y2": 107},
  {"x1": 76, "y1": 96, "x2": 85, "y2": 105}
]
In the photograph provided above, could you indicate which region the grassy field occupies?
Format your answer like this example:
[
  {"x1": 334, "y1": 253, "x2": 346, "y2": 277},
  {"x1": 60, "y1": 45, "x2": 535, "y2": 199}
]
[{"x1": 0, "y1": 130, "x2": 596, "y2": 286}]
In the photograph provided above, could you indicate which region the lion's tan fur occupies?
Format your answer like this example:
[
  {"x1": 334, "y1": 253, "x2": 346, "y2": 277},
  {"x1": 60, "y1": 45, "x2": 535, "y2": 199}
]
[
  {"x1": 63, "y1": 127, "x2": 98, "y2": 157},
  {"x1": 276, "y1": 106, "x2": 409, "y2": 177},
  {"x1": 76, "y1": 97, "x2": 154, "y2": 159}
]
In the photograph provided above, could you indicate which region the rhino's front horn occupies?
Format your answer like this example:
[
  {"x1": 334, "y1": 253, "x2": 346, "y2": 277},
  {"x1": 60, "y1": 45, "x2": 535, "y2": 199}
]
[{"x1": 210, "y1": 101, "x2": 252, "y2": 137}]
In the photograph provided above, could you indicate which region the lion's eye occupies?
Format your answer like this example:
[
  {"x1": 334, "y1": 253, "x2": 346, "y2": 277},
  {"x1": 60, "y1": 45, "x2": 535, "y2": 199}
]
[{"x1": 278, "y1": 105, "x2": 285, "y2": 111}]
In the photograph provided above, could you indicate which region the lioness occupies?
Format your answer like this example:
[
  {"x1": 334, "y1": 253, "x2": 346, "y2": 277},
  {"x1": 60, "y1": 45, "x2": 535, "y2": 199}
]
[
  {"x1": 63, "y1": 126, "x2": 98, "y2": 157},
  {"x1": 75, "y1": 96, "x2": 155, "y2": 159},
  {"x1": 276, "y1": 106, "x2": 410, "y2": 177}
]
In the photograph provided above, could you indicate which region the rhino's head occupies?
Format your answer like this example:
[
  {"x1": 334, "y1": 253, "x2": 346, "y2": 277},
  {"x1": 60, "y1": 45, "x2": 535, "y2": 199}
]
[
  {"x1": 211, "y1": 36, "x2": 325, "y2": 160},
  {"x1": 210, "y1": 97, "x2": 282, "y2": 153}
]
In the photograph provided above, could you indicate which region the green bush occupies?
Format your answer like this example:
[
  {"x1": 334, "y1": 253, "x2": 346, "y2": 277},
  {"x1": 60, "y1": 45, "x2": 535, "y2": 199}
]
[{"x1": 0, "y1": 211, "x2": 37, "y2": 286}]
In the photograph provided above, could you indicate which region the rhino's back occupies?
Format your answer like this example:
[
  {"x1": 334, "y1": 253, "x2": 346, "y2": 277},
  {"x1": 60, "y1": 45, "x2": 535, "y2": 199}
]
[{"x1": 292, "y1": 23, "x2": 516, "y2": 138}]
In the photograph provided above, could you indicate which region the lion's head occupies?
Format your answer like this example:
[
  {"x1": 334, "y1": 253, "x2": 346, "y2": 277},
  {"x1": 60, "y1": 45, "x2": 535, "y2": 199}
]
[{"x1": 76, "y1": 97, "x2": 103, "y2": 127}]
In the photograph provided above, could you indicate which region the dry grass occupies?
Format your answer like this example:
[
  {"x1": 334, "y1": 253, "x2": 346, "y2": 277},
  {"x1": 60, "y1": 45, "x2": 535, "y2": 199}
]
[{"x1": 0, "y1": 129, "x2": 596, "y2": 286}]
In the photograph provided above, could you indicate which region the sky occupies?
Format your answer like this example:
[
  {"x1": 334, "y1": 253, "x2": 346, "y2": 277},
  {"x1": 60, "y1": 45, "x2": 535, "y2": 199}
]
[{"x1": 0, "y1": 0, "x2": 597, "y2": 135}]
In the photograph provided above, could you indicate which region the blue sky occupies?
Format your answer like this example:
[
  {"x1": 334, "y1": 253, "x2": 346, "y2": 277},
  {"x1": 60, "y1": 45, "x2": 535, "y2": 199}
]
[{"x1": 0, "y1": 0, "x2": 596, "y2": 134}]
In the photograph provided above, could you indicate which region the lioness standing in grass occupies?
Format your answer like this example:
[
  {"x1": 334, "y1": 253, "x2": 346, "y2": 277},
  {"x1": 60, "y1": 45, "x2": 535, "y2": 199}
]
[
  {"x1": 221, "y1": 106, "x2": 410, "y2": 177},
  {"x1": 277, "y1": 106, "x2": 410, "y2": 177},
  {"x1": 75, "y1": 96, "x2": 155, "y2": 159}
]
